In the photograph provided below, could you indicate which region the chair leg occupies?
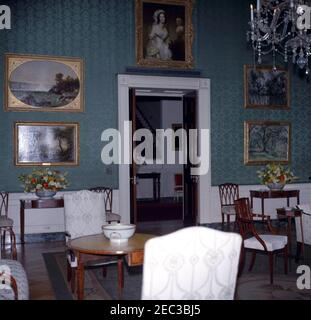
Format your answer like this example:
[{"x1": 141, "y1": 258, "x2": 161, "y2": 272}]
[
  {"x1": 296, "y1": 242, "x2": 303, "y2": 262},
  {"x1": 67, "y1": 260, "x2": 72, "y2": 282},
  {"x1": 238, "y1": 246, "x2": 245, "y2": 277},
  {"x1": 248, "y1": 251, "x2": 257, "y2": 271},
  {"x1": 227, "y1": 215, "x2": 230, "y2": 229},
  {"x1": 9, "y1": 229, "x2": 17, "y2": 260},
  {"x1": 2, "y1": 230, "x2": 6, "y2": 251},
  {"x1": 284, "y1": 245, "x2": 288, "y2": 275},
  {"x1": 102, "y1": 266, "x2": 107, "y2": 278},
  {"x1": 268, "y1": 252, "x2": 274, "y2": 284},
  {"x1": 71, "y1": 268, "x2": 76, "y2": 293}
]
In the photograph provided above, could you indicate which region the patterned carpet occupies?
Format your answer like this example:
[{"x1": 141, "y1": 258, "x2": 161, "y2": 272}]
[{"x1": 43, "y1": 251, "x2": 311, "y2": 300}]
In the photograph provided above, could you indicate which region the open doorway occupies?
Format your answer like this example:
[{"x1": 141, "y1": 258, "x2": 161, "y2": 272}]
[
  {"x1": 117, "y1": 74, "x2": 211, "y2": 226},
  {"x1": 129, "y1": 90, "x2": 198, "y2": 227}
]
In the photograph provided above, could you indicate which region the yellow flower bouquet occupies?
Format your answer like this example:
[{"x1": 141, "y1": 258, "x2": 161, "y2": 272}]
[{"x1": 257, "y1": 163, "x2": 296, "y2": 190}]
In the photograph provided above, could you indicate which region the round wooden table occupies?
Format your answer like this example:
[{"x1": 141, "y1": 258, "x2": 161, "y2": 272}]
[{"x1": 69, "y1": 233, "x2": 155, "y2": 300}]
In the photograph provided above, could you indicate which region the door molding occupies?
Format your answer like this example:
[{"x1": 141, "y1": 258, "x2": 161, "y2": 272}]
[{"x1": 118, "y1": 74, "x2": 211, "y2": 224}]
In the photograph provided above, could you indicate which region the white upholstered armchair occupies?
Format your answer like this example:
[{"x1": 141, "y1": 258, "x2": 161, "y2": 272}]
[
  {"x1": 64, "y1": 190, "x2": 123, "y2": 294},
  {"x1": 296, "y1": 204, "x2": 311, "y2": 260},
  {"x1": 141, "y1": 226, "x2": 242, "y2": 300},
  {"x1": 0, "y1": 259, "x2": 29, "y2": 300}
]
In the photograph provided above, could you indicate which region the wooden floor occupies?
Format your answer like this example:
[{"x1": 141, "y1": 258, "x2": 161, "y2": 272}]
[{"x1": 3, "y1": 220, "x2": 185, "y2": 300}]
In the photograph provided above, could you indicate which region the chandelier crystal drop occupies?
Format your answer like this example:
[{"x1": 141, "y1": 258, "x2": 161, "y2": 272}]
[{"x1": 247, "y1": 0, "x2": 311, "y2": 74}]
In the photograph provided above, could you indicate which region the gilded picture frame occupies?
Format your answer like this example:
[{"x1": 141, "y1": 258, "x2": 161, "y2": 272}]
[
  {"x1": 14, "y1": 122, "x2": 80, "y2": 166},
  {"x1": 244, "y1": 65, "x2": 290, "y2": 109},
  {"x1": 135, "y1": 0, "x2": 194, "y2": 68},
  {"x1": 5, "y1": 53, "x2": 84, "y2": 112},
  {"x1": 244, "y1": 120, "x2": 291, "y2": 165}
]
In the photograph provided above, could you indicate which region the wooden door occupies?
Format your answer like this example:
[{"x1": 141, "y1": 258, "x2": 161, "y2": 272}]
[
  {"x1": 129, "y1": 88, "x2": 138, "y2": 224},
  {"x1": 183, "y1": 91, "x2": 198, "y2": 226}
]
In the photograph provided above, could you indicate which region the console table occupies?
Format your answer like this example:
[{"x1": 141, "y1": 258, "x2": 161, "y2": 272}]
[
  {"x1": 137, "y1": 172, "x2": 161, "y2": 201},
  {"x1": 250, "y1": 189, "x2": 300, "y2": 215},
  {"x1": 19, "y1": 197, "x2": 64, "y2": 244}
]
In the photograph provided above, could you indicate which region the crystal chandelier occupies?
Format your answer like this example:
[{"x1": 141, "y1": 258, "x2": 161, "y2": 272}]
[{"x1": 247, "y1": 0, "x2": 311, "y2": 74}]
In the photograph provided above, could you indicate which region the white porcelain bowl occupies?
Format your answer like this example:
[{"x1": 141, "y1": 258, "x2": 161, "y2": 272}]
[{"x1": 102, "y1": 223, "x2": 136, "y2": 243}]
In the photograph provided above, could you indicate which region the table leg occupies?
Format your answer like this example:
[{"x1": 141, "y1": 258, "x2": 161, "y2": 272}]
[
  {"x1": 20, "y1": 203, "x2": 25, "y2": 245},
  {"x1": 287, "y1": 197, "x2": 290, "y2": 207},
  {"x1": 299, "y1": 214, "x2": 305, "y2": 257},
  {"x1": 287, "y1": 217, "x2": 292, "y2": 257},
  {"x1": 118, "y1": 257, "x2": 124, "y2": 298},
  {"x1": 77, "y1": 256, "x2": 85, "y2": 300},
  {"x1": 157, "y1": 177, "x2": 160, "y2": 201},
  {"x1": 153, "y1": 178, "x2": 156, "y2": 201}
]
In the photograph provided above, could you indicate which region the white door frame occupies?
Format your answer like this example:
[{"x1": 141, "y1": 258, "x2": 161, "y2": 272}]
[{"x1": 117, "y1": 74, "x2": 211, "y2": 224}]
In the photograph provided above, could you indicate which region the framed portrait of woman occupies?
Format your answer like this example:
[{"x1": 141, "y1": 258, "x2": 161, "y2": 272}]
[{"x1": 135, "y1": 0, "x2": 194, "y2": 69}]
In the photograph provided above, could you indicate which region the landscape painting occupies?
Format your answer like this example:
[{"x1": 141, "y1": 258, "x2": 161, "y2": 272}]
[
  {"x1": 5, "y1": 54, "x2": 83, "y2": 112},
  {"x1": 244, "y1": 65, "x2": 290, "y2": 109},
  {"x1": 14, "y1": 122, "x2": 79, "y2": 166},
  {"x1": 244, "y1": 121, "x2": 291, "y2": 165}
]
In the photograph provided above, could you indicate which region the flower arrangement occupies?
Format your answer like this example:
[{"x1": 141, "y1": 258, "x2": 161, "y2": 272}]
[
  {"x1": 257, "y1": 163, "x2": 296, "y2": 186},
  {"x1": 18, "y1": 168, "x2": 69, "y2": 193}
]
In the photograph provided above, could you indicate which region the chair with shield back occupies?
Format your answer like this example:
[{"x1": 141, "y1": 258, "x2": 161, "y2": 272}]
[
  {"x1": 64, "y1": 190, "x2": 123, "y2": 295},
  {"x1": 0, "y1": 192, "x2": 17, "y2": 260},
  {"x1": 89, "y1": 187, "x2": 121, "y2": 223},
  {"x1": 141, "y1": 226, "x2": 242, "y2": 300},
  {"x1": 234, "y1": 197, "x2": 288, "y2": 284},
  {"x1": 218, "y1": 183, "x2": 240, "y2": 230},
  {"x1": 296, "y1": 204, "x2": 311, "y2": 261}
]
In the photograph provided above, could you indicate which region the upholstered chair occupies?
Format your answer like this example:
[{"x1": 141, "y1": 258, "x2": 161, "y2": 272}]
[
  {"x1": 0, "y1": 259, "x2": 29, "y2": 300},
  {"x1": 0, "y1": 192, "x2": 17, "y2": 260},
  {"x1": 141, "y1": 226, "x2": 242, "y2": 300},
  {"x1": 296, "y1": 204, "x2": 311, "y2": 260},
  {"x1": 64, "y1": 190, "x2": 123, "y2": 295},
  {"x1": 89, "y1": 187, "x2": 121, "y2": 223},
  {"x1": 234, "y1": 197, "x2": 288, "y2": 284},
  {"x1": 218, "y1": 183, "x2": 240, "y2": 230}
]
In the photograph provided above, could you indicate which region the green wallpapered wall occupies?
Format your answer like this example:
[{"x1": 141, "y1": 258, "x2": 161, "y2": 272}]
[{"x1": 1, "y1": 0, "x2": 311, "y2": 192}]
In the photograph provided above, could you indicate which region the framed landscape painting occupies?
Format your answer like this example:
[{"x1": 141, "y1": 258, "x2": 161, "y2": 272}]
[
  {"x1": 244, "y1": 120, "x2": 291, "y2": 165},
  {"x1": 14, "y1": 122, "x2": 79, "y2": 166},
  {"x1": 5, "y1": 53, "x2": 84, "y2": 112},
  {"x1": 244, "y1": 65, "x2": 290, "y2": 109},
  {"x1": 135, "y1": 0, "x2": 194, "y2": 68}
]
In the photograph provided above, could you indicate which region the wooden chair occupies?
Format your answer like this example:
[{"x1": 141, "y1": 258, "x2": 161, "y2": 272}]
[
  {"x1": 0, "y1": 192, "x2": 17, "y2": 260},
  {"x1": 89, "y1": 187, "x2": 121, "y2": 223},
  {"x1": 234, "y1": 197, "x2": 288, "y2": 284},
  {"x1": 218, "y1": 183, "x2": 239, "y2": 229}
]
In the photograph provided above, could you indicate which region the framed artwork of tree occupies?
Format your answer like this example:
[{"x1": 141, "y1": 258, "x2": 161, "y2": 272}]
[
  {"x1": 14, "y1": 122, "x2": 79, "y2": 166},
  {"x1": 244, "y1": 65, "x2": 290, "y2": 109},
  {"x1": 244, "y1": 120, "x2": 291, "y2": 165}
]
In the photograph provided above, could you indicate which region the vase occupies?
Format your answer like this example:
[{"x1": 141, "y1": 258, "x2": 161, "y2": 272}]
[
  {"x1": 35, "y1": 190, "x2": 57, "y2": 199},
  {"x1": 266, "y1": 183, "x2": 285, "y2": 191}
]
